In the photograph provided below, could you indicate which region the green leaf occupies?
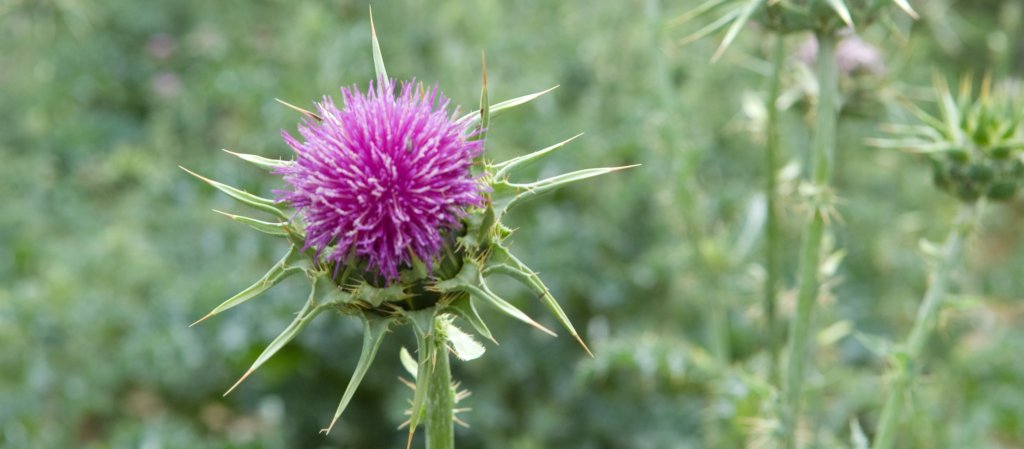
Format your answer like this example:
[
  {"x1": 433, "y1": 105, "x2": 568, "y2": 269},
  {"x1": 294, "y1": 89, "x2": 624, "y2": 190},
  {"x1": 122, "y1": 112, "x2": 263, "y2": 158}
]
[
  {"x1": 447, "y1": 294, "x2": 495, "y2": 344},
  {"x1": 180, "y1": 166, "x2": 288, "y2": 220},
  {"x1": 485, "y1": 251, "x2": 592, "y2": 356},
  {"x1": 443, "y1": 321, "x2": 485, "y2": 361},
  {"x1": 399, "y1": 346, "x2": 418, "y2": 379},
  {"x1": 191, "y1": 246, "x2": 303, "y2": 326},
  {"x1": 503, "y1": 164, "x2": 639, "y2": 211},
  {"x1": 222, "y1": 149, "x2": 294, "y2": 171},
  {"x1": 457, "y1": 86, "x2": 559, "y2": 125},
  {"x1": 711, "y1": 0, "x2": 765, "y2": 62},
  {"x1": 825, "y1": 0, "x2": 855, "y2": 28},
  {"x1": 212, "y1": 210, "x2": 290, "y2": 237},
  {"x1": 464, "y1": 280, "x2": 556, "y2": 337},
  {"x1": 406, "y1": 318, "x2": 433, "y2": 435},
  {"x1": 224, "y1": 283, "x2": 326, "y2": 395},
  {"x1": 369, "y1": 6, "x2": 388, "y2": 81},
  {"x1": 477, "y1": 52, "x2": 489, "y2": 142},
  {"x1": 321, "y1": 315, "x2": 392, "y2": 435},
  {"x1": 492, "y1": 133, "x2": 584, "y2": 179}
]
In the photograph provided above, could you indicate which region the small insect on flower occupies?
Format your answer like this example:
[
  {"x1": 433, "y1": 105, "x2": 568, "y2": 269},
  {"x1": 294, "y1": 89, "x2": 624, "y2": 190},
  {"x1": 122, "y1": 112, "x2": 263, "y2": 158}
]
[{"x1": 274, "y1": 78, "x2": 486, "y2": 282}]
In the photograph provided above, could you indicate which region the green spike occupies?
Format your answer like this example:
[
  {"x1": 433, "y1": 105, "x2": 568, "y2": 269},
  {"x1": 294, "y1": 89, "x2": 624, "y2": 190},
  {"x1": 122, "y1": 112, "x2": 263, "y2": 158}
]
[
  {"x1": 180, "y1": 166, "x2": 288, "y2": 220},
  {"x1": 711, "y1": 0, "x2": 765, "y2": 62},
  {"x1": 504, "y1": 165, "x2": 640, "y2": 211},
  {"x1": 222, "y1": 149, "x2": 294, "y2": 171},
  {"x1": 212, "y1": 209, "x2": 290, "y2": 236},
  {"x1": 492, "y1": 133, "x2": 584, "y2": 179},
  {"x1": 457, "y1": 86, "x2": 559, "y2": 125},
  {"x1": 369, "y1": 6, "x2": 388, "y2": 81},
  {"x1": 825, "y1": 0, "x2": 855, "y2": 29},
  {"x1": 671, "y1": 0, "x2": 730, "y2": 26},
  {"x1": 273, "y1": 98, "x2": 322, "y2": 122},
  {"x1": 477, "y1": 52, "x2": 490, "y2": 142},
  {"x1": 679, "y1": 7, "x2": 741, "y2": 46},
  {"x1": 223, "y1": 283, "x2": 326, "y2": 395},
  {"x1": 405, "y1": 314, "x2": 434, "y2": 437},
  {"x1": 464, "y1": 279, "x2": 556, "y2": 337},
  {"x1": 485, "y1": 252, "x2": 592, "y2": 357},
  {"x1": 892, "y1": 0, "x2": 919, "y2": 19},
  {"x1": 190, "y1": 246, "x2": 303, "y2": 326},
  {"x1": 321, "y1": 315, "x2": 392, "y2": 435},
  {"x1": 447, "y1": 294, "x2": 495, "y2": 344}
]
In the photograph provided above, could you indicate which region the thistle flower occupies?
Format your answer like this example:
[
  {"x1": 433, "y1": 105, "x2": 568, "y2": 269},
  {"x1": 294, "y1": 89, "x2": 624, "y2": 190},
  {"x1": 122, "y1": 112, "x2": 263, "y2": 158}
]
[
  {"x1": 275, "y1": 79, "x2": 485, "y2": 281},
  {"x1": 183, "y1": 13, "x2": 633, "y2": 444},
  {"x1": 871, "y1": 76, "x2": 1024, "y2": 202}
]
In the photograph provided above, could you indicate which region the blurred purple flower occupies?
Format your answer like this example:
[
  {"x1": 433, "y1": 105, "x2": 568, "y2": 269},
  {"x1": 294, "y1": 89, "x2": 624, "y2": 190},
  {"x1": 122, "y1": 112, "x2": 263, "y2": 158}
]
[
  {"x1": 276, "y1": 79, "x2": 484, "y2": 281},
  {"x1": 797, "y1": 33, "x2": 886, "y2": 76}
]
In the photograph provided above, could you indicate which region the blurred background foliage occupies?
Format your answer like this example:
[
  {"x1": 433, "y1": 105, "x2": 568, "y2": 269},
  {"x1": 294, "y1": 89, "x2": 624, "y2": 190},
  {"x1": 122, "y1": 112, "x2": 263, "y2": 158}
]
[{"x1": 1, "y1": 0, "x2": 1023, "y2": 448}]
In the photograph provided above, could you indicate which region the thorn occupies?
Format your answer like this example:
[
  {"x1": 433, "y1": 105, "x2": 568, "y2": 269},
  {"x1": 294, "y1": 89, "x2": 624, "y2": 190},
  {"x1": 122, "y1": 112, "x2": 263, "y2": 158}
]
[
  {"x1": 406, "y1": 429, "x2": 415, "y2": 449},
  {"x1": 573, "y1": 333, "x2": 595, "y2": 358},
  {"x1": 369, "y1": 5, "x2": 378, "y2": 37},
  {"x1": 179, "y1": 165, "x2": 212, "y2": 184},
  {"x1": 189, "y1": 313, "x2": 214, "y2": 328},
  {"x1": 481, "y1": 51, "x2": 487, "y2": 88},
  {"x1": 274, "y1": 98, "x2": 321, "y2": 122},
  {"x1": 320, "y1": 415, "x2": 341, "y2": 435},
  {"x1": 223, "y1": 368, "x2": 255, "y2": 396}
]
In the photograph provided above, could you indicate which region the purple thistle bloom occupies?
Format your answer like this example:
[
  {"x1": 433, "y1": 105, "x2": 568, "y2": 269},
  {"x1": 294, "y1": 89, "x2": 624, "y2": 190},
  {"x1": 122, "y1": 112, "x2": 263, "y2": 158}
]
[{"x1": 276, "y1": 79, "x2": 485, "y2": 281}]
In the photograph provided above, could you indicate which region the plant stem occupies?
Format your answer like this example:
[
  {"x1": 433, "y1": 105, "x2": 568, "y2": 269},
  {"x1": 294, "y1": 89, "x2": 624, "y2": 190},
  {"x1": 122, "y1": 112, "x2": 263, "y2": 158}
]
[
  {"x1": 781, "y1": 31, "x2": 838, "y2": 449},
  {"x1": 765, "y1": 32, "x2": 785, "y2": 382},
  {"x1": 871, "y1": 202, "x2": 978, "y2": 449},
  {"x1": 425, "y1": 320, "x2": 455, "y2": 449}
]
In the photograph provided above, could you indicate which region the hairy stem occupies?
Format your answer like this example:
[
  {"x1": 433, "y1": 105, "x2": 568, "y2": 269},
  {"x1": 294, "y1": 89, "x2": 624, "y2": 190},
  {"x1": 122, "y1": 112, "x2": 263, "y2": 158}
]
[
  {"x1": 781, "y1": 31, "x2": 838, "y2": 449},
  {"x1": 425, "y1": 319, "x2": 454, "y2": 449},
  {"x1": 871, "y1": 203, "x2": 978, "y2": 449}
]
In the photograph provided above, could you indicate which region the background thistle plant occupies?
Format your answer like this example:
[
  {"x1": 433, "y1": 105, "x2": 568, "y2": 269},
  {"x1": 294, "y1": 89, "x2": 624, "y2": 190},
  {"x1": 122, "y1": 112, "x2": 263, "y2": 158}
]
[
  {"x1": 183, "y1": 14, "x2": 632, "y2": 447},
  {"x1": 867, "y1": 75, "x2": 1024, "y2": 449}
]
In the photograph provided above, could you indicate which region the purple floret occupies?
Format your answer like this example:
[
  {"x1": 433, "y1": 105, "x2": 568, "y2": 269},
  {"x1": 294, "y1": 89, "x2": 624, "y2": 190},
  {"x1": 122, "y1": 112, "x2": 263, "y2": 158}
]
[{"x1": 276, "y1": 79, "x2": 484, "y2": 281}]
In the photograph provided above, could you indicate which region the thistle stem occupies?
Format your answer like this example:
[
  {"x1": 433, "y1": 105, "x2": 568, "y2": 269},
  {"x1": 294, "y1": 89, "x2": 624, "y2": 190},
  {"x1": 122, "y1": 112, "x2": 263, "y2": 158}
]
[
  {"x1": 781, "y1": 31, "x2": 838, "y2": 449},
  {"x1": 765, "y1": 33, "x2": 785, "y2": 382},
  {"x1": 426, "y1": 321, "x2": 455, "y2": 449},
  {"x1": 871, "y1": 203, "x2": 978, "y2": 449}
]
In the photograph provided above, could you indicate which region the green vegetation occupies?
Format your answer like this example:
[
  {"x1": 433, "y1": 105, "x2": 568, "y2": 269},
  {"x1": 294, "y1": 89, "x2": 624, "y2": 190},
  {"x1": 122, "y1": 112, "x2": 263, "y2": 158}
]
[{"x1": 2, "y1": 1, "x2": 1023, "y2": 448}]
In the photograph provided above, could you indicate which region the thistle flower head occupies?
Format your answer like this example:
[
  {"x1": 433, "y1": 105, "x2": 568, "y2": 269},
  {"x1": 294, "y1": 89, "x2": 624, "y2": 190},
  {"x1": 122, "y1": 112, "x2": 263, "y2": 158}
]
[
  {"x1": 872, "y1": 76, "x2": 1024, "y2": 202},
  {"x1": 275, "y1": 79, "x2": 485, "y2": 281}
]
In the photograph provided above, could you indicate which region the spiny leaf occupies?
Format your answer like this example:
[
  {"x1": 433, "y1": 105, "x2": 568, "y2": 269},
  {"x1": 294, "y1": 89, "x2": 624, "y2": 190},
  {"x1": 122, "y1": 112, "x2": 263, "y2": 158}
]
[
  {"x1": 191, "y1": 246, "x2": 303, "y2": 326},
  {"x1": 477, "y1": 52, "x2": 489, "y2": 142},
  {"x1": 457, "y1": 86, "x2": 559, "y2": 125},
  {"x1": 405, "y1": 319, "x2": 433, "y2": 436},
  {"x1": 369, "y1": 6, "x2": 388, "y2": 81},
  {"x1": 212, "y1": 210, "x2": 290, "y2": 236},
  {"x1": 504, "y1": 165, "x2": 639, "y2": 210},
  {"x1": 222, "y1": 149, "x2": 294, "y2": 171},
  {"x1": 492, "y1": 133, "x2": 584, "y2": 179},
  {"x1": 679, "y1": 7, "x2": 741, "y2": 46},
  {"x1": 671, "y1": 0, "x2": 730, "y2": 26},
  {"x1": 464, "y1": 280, "x2": 556, "y2": 337},
  {"x1": 273, "y1": 98, "x2": 321, "y2": 122},
  {"x1": 892, "y1": 0, "x2": 919, "y2": 19},
  {"x1": 711, "y1": 0, "x2": 765, "y2": 62},
  {"x1": 444, "y1": 321, "x2": 486, "y2": 361},
  {"x1": 447, "y1": 294, "x2": 496, "y2": 344},
  {"x1": 180, "y1": 166, "x2": 288, "y2": 220},
  {"x1": 224, "y1": 285, "x2": 325, "y2": 395},
  {"x1": 321, "y1": 316, "x2": 392, "y2": 434},
  {"x1": 485, "y1": 253, "x2": 592, "y2": 356},
  {"x1": 825, "y1": 0, "x2": 855, "y2": 29}
]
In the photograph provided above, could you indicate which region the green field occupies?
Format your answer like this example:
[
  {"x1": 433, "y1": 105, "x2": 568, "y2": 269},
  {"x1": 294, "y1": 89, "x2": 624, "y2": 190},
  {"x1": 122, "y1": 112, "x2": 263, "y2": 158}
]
[{"x1": 2, "y1": 1, "x2": 1024, "y2": 448}]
